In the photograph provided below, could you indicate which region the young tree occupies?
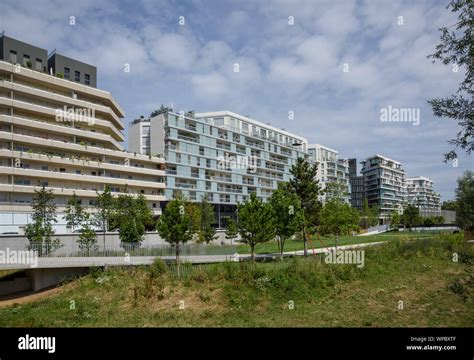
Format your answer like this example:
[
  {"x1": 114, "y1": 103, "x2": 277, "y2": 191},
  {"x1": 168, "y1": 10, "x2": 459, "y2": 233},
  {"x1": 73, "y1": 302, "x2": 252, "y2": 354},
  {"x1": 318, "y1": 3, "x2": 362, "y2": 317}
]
[
  {"x1": 198, "y1": 194, "x2": 217, "y2": 244},
  {"x1": 287, "y1": 157, "x2": 322, "y2": 256},
  {"x1": 269, "y1": 184, "x2": 304, "y2": 260},
  {"x1": 25, "y1": 186, "x2": 60, "y2": 256},
  {"x1": 157, "y1": 193, "x2": 194, "y2": 276},
  {"x1": 325, "y1": 181, "x2": 349, "y2": 203},
  {"x1": 114, "y1": 193, "x2": 153, "y2": 246},
  {"x1": 185, "y1": 202, "x2": 201, "y2": 241},
  {"x1": 428, "y1": 0, "x2": 473, "y2": 161},
  {"x1": 77, "y1": 218, "x2": 98, "y2": 254},
  {"x1": 65, "y1": 192, "x2": 86, "y2": 232},
  {"x1": 225, "y1": 218, "x2": 239, "y2": 245},
  {"x1": 401, "y1": 205, "x2": 421, "y2": 231},
  {"x1": 319, "y1": 198, "x2": 360, "y2": 249},
  {"x1": 360, "y1": 198, "x2": 380, "y2": 229},
  {"x1": 455, "y1": 170, "x2": 474, "y2": 240},
  {"x1": 389, "y1": 211, "x2": 401, "y2": 231},
  {"x1": 441, "y1": 200, "x2": 457, "y2": 211},
  {"x1": 94, "y1": 186, "x2": 115, "y2": 250},
  {"x1": 237, "y1": 193, "x2": 275, "y2": 261}
]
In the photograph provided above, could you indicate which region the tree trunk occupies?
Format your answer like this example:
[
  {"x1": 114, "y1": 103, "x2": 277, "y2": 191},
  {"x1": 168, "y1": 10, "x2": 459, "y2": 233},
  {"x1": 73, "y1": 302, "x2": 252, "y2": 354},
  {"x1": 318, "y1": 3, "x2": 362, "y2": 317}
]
[
  {"x1": 335, "y1": 233, "x2": 338, "y2": 251},
  {"x1": 251, "y1": 244, "x2": 255, "y2": 261},
  {"x1": 176, "y1": 242, "x2": 181, "y2": 277},
  {"x1": 280, "y1": 238, "x2": 285, "y2": 261},
  {"x1": 303, "y1": 226, "x2": 308, "y2": 257}
]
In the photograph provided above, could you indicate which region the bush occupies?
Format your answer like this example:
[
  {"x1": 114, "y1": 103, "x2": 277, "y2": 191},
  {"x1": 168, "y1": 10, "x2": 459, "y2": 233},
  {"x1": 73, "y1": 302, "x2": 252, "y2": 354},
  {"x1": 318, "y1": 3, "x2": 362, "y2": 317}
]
[{"x1": 149, "y1": 258, "x2": 167, "y2": 278}]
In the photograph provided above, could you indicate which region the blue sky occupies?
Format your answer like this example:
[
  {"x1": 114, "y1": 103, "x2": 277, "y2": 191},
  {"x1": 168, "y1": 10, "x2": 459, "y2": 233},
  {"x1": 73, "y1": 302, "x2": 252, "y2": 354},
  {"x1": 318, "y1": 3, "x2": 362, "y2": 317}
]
[{"x1": 1, "y1": 0, "x2": 472, "y2": 200}]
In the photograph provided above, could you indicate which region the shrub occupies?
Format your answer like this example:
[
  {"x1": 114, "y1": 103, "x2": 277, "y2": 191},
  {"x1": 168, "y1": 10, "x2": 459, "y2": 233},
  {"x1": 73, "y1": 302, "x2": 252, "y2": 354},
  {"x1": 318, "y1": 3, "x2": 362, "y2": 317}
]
[{"x1": 149, "y1": 258, "x2": 167, "y2": 278}]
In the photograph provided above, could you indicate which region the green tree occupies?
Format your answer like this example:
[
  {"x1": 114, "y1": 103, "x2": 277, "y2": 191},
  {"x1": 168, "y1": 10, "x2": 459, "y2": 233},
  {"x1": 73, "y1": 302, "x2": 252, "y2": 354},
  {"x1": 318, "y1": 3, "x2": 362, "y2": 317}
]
[
  {"x1": 224, "y1": 218, "x2": 239, "y2": 245},
  {"x1": 390, "y1": 211, "x2": 401, "y2": 230},
  {"x1": 319, "y1": 198, "x2": 360, "y2": 249},
  {"x1": 114, "y1": 193, "x2": 153, "y2": 245},
  {"x1": 198, "y1": 194, "x2": 217, "y2": 244},
  {"x1": 401, "y1": 205, "x2": 421, "y2": 231},
  {"x1": 287, "y1": 157, "x2": 322, "y2": 256},
  {"x1": 360, "y1": 198, "x2": 380, "y2": 229},
  {"x1": 441, "y1": 200, "x2": 457, "y2": 211},
  {"x1": 185, "y1": 202, "x2": 201, "y2": 241},
  {"x1": 269, "y1": 183, "x2": 304, "y2": 260},
  {"x1": 325, "y1": 181, "x2": 349, "y2": 203},
  {"x1": 157, "y1": 193, "x2": 194, "y2": 276},
  {"x1": 150, "y1": 104, "x2": 173, "y2": 118},
  {"x1": 237, "y1": 193, "x2": 275, "y2": 261},
  {"x1": 25, "y1": 186, "x2": 60, "y2": 256},
  {"x1": 455, "y1": 170, "x2": 474, "y2": 240},
  {"x1": 94, "y1": 186, "x2": 115, "y2": 250},
  {"x1": 428, "y1": 0, "x2": 473, "y2": 161},
  {"x1": 77, "y1": 219, "x2": 98, "y2": 254},
  {"x1": 65, "y1": 192, "x2": 86, "y2": 232}
]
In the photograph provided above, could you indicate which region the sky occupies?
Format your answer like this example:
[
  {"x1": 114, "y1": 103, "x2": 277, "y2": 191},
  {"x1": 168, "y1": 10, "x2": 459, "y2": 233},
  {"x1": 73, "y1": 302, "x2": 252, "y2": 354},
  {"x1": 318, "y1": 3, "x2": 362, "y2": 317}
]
[{"x1": 1, "y1": 0, "x2": 472, "y2": 200}]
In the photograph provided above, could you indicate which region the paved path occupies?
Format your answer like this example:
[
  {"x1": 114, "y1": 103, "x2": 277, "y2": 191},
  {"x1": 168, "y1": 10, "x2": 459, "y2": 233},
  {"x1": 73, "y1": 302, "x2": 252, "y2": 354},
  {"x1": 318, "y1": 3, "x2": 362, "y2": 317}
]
[{"x1": 0, "y1": 240, "x2": 386, "y2": 270}]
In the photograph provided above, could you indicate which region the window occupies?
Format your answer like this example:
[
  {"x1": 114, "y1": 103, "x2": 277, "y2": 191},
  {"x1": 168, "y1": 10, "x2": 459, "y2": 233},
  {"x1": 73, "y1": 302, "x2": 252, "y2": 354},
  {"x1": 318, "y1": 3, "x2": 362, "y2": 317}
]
[
  {"x1": 9, "y1": 50, "x2": 17, "y2": 63},
  {"x1": 35, "y1": 58, "x2": 42, "y2": 71},
  {"x1": 64, "y1": 67, "x2": 70, "y2": 79},
  {"x1": 85, "y1": 74, "x2": 90, "y2": 85},
  {"x1": 23, "y1": 54, "x2": 30, "y2": 67},
  {"x1": 75, "y1": 71, "x2": 80, "y2": 82}
]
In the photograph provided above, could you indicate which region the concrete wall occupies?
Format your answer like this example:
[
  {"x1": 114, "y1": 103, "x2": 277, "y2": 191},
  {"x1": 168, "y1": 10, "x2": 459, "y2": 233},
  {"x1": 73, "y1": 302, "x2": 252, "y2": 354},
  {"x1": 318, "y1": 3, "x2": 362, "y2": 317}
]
[
  {"x1": 0, "y1": 276, "x2": 30, "y2": 295},
  {"x1": 0, "y1": 230, "x2": 238, "y2": 255},
  {"x1": 0, "y1": 35, "x2": 48, "y2": 71}
]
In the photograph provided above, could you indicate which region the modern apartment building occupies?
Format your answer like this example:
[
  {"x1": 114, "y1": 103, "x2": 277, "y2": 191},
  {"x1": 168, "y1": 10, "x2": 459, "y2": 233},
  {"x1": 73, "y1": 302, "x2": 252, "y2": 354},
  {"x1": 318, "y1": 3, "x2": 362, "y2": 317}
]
[
  {"x1": 348, "y1": 158, "x2": 364, "y2": 211},
  {"x1": 307, "y1": 144, "x2": 350, "y2": 203},
  {"x1": 0, "y1": 35, "x2": 166, "y2": 233},
  {"x1": 360, "y1": 154, "x2": 406, "y2": 222},
  {"x1": 406, "y1": 176, "x2": 441, "y2": 217},
  {"x1": 129, "y1": 110, "x2": 308, "y2": 226}
]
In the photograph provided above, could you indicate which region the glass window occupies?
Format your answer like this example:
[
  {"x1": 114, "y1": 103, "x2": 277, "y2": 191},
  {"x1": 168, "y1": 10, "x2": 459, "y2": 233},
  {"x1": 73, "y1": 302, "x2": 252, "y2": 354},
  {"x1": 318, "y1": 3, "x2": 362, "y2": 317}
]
[
  {"x1": 23, "y1": 54, "x2": 30, "y2": 67},
  {"x1": 35, "y1": 58, "x2": 42, "y2": 71},
  {"x1": 64, "y1": 67, "x2": 70, "y2": 79},
  {"x1": 9, "y1": 50, "x2": 17, "y2": 63},
  {"x1": 75, "y1": 71, "x2": 80, "y2": 82},
  {"x1": 85, "y1": 73, "x2": 90, "y2": 85}
]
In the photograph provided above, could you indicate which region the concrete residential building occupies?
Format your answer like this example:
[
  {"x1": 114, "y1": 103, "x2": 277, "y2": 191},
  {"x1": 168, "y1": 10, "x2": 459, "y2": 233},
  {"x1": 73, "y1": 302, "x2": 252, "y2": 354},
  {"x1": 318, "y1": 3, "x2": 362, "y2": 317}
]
[
  {"x1": 348, "y1": 158, "x2": 364, "y2": 211},
  {"x1": 307, "y1": 144, "x2": 350, "y2": 203},
  {"x1": 360, "y1": 154, "x2": 406, "y2": 222},
  {"x1": 406, "y1": 176, "x2": 441, "y2": 217},
  {"x1": 129, "y1": 110, "x2": 308, "y2": 226},
  {"x1": 0, "y1": 35, "x2": 166, "y2": 233}
]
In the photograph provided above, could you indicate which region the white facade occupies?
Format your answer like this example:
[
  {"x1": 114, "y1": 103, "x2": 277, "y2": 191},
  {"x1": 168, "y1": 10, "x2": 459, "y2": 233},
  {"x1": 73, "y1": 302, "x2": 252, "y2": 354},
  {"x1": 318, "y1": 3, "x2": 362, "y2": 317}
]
[
  {"x1": 307, "y1": 144, "x2": 350, "y2": 203},
  {"x1": 406, "y1": 176, "x2": 441, "y2": 216}
]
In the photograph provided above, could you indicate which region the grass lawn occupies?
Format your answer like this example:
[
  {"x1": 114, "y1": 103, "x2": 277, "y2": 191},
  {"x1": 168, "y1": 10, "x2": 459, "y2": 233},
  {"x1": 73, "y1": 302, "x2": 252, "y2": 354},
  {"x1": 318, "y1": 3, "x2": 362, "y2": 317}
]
[
  {"x1": 235, "y1": 230, "x2": 437, "y2": 254},
  {"x1": 0, "y1": 232, "x2": 472, "y2": 327}
]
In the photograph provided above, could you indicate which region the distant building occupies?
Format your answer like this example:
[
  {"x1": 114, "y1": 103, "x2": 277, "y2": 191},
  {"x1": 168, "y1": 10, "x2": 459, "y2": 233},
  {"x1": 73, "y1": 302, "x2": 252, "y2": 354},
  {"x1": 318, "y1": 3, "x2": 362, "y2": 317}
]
[
  {"x1": 360, "y1": 154, "x2": 406, "y2": 222},
  {"x1": 129, "y1": 110, "x2": 308, "y2": 227},
  {"x1": 348, "y1": 158, "x2": 364, "y2": 211},
  {"x1": 406, "y1": 176, "x2": 441, "y2": 217},
  {"x1": 307, "y1": 144, "x2": 350, "y2": 203}
]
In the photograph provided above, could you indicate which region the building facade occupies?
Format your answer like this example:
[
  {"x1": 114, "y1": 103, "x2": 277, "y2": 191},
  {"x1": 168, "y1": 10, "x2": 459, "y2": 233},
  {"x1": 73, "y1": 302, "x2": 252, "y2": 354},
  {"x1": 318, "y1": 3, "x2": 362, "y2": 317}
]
[
  {"x1": 0, "y1": 35, "x2": 166, "y2": 234},
  {"x1": 360, "y1": 154, "x2": 406, "y2": 221},
  {"x1": 307, "y1": 144, "x2": 350, "y2": 203},
  {"x1": 348, "y1": 158, "x2": 364, "y2": 211},
  {"x1": 406, "y1": 176, "x2": 441, "y2": 217},
  {"x1": 129, "y1": 110, "x2": 308, "y2": 226}
]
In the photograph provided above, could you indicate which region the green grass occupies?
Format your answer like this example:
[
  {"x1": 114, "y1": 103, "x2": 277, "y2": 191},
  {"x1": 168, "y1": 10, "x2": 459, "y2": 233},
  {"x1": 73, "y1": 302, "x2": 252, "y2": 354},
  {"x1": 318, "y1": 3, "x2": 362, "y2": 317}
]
[
  {"x1": 236, "y1": 230, "x2": 436, "y2": 254},
  {"x1": 0, "y1": 232, "x2": 472, "y2": 327}
]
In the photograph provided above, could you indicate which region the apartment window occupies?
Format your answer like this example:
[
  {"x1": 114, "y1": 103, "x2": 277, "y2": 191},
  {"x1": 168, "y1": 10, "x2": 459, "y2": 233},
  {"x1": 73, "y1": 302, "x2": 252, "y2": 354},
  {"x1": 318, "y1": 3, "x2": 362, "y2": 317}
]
[
  {"x1": 42, "y1": 165, "x2": 48, "y2": 171},
  {"x1": 60, "y1": 168, "x2": 66, "y2": 173},
  {"x1": 85, "y1": 74, "x2": 90, "y2": 85},
  {"x1": 75, "y1": 70, "x2": 80, "y2": 82},
  {"x1": 23, "y1": 54, "x2": 30, "y2": 67},
  {"x1": 64, "y1": 67, "x2": 70, "y2": 79},
  {"x1": 35, "y1": 58, "x2": 42, "y2": 71},
  {"x1": 76, "y1": 170, "x2": 81, "y2": 174},
  {"x1": 9, "y1": 50, "x2": 17, "y2": 63}
]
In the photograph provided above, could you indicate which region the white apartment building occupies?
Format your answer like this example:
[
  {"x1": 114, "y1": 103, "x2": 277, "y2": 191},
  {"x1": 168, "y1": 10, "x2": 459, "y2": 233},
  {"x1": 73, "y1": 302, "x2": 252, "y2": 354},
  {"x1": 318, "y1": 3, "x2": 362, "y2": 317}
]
[
  {"x1": 406, "y1": 176, "x2": 441, "y2": 217},
  {"x1": 360, "y1": 154, "x2": 406, "y2": 221},
  {"x1": 0, "y1": 35, "x2": 166, "y2": 234},
  {"x1": 307, "y1": 144, "x2": 350, "y2": 203},
  {"x1": 129, "y1": 110, "x2": 308, "y2": 227}
]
